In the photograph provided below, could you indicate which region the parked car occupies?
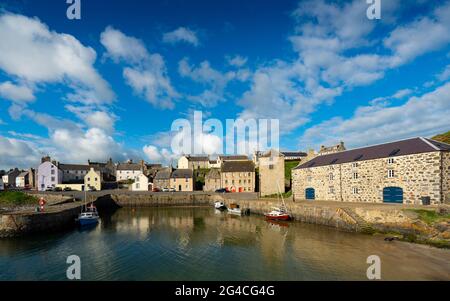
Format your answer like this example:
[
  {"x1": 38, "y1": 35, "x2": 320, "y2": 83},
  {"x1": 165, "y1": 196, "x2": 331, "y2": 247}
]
[
  {"x1": 63, "y1": 187, "x2": 72, "y2": 192},
  {"x1": 54, "y1": 187, "x2": 63, "y2": 192},
  {"x1": 162, "y1": 187, "x2": 169, "y2": 192},
  {"x1": 152, "y1": 187, "x2": 160, "y2": 192},
  {"x1": 169, "y1": 188, "x2": 176, "y2": 192},
  {"x1": 215, "y1": 188, "x2": 229, "y2": 193},
  {"x1": 45, "y1": 187, "x2": 54, "y2": 192}
]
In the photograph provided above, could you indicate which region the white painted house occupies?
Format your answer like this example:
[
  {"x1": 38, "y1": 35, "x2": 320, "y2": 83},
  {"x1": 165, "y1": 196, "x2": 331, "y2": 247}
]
[
  {"x1": 131, "y1": 173, "x2": 149, "y2": 191},
  {"x1": 116, "y1": 162, "x2": 143, "y2": 182}
]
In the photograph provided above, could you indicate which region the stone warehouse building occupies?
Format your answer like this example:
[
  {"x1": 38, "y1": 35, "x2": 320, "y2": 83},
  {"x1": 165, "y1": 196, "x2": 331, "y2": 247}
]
[{"x1": 292, "y1": 137, "x2": 450, "y2": 205}]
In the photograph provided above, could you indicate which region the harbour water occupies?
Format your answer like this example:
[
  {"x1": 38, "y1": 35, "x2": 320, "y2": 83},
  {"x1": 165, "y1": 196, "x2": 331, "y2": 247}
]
[{"x1": 0, "y1": 207, "x2": 449, "y2": 281}]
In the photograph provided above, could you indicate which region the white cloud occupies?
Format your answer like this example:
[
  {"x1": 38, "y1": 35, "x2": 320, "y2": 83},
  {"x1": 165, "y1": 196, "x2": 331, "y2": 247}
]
[
  {"x1": 237, "y1": 0, "x2": 450, "y2": 134},
  {"x1": 101, "y1": 27, "x2": 179, "y2": 109},
  {"x1": 0, "y1": 13, "x2": 115, "y2": 105},
  {"x1": 0, "y1": 135, "x2": 41, "y2": 169},
  {"x1": 100, "y1": 26, "x2": 149, "y2": 64},
  {"x1": 178, "y1": 58, "x2": 243, "y2": 107},
  {"x1": 384, "y1": 3, "x2": 450, "y2": 67},
  {"x1": 437, "y1": 64, "x2": 450, "y2": 81},
  {"x1": 299, "y1": 82, "x2": 450, "y2": 149},
  {"x1": 163, "y1": 27, "x2": 199, "y2": 46},
  {"x1": 0, "y1": 81, "x2": 35, "y2": 102},
  {"x1": 51, "y1": 127, "x2": 126, "y2": 163},
  {"x1": 227, "y1": 55, "x2": 248, "y2": 67},
  {"x1": 65, "y1": 105, "x2": 117, "y2": 134}
]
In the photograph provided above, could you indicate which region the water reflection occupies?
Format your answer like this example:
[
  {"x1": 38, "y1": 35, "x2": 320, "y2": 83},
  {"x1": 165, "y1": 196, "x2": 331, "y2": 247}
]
[{"x1": 0, "y1": 207, "x2": 449, "y2": 281}]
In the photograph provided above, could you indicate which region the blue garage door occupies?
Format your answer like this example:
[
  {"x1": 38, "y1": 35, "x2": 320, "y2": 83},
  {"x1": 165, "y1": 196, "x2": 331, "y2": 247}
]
[
  {"x1": 383, "y1": 187, "x2": 403, "y2": 204},
  {"x1": 305, "y1": 188, "x2": 315, "y2": 200}
]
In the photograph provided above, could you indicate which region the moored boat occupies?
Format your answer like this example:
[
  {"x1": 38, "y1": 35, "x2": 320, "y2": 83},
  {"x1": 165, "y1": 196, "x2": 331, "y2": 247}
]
[
  {"x1": 76, "y1": 191, "x2": 99, "y2": 227},
  {"x1": 264, "y1": 182, "x2": 291, "y2": 221},
  {"x1": 227, "y1": 203, "x2": 250, "y2": 216},
  {"x1": 265, "y1": 207, "x2": 291, "y2": 221},
  {"x1": 214, "y1": 201, "x2": 227, "y2": 210}
]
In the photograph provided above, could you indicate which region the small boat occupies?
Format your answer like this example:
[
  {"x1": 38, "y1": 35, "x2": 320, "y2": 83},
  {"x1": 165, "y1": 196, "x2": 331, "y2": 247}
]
[
  {"x1": 264, "y1": 182, "x2": 291, "y2": 221},
  {"x1": 77, "y1": 208, "x2": 100, "y2": 226},
  {"x1": 265, "y1": 207, "x2": 291, "y2": 221},
  {"x1": 76, "y1": 191, "x2": 99, "y2": 226},
  {"x1": 227, "y1": 203, "x2": 250, "y2": 216},
  {"x1": 214, "y1": 201, "x2": 227, "y2": 210}
]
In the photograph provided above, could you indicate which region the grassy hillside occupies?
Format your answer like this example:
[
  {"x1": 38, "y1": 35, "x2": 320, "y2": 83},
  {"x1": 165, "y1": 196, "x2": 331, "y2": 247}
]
[
  {"x1": 432, "y1": 131, "x2": 450, "y2": 144},
  {"x1": 285, "y1": 160, "x2": 300, "y2": 182}
]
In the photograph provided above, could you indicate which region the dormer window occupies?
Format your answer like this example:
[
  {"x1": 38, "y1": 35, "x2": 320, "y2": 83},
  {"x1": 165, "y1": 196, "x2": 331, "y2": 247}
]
[{"x1": 388, "y1": 158, "x2": 395, "y2": 164}]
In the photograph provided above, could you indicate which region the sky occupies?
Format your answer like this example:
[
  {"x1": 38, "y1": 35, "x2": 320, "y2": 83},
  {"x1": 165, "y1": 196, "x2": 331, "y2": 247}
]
[{"x1": 0, "y1": 0, "x2": 450, "y2": 169}]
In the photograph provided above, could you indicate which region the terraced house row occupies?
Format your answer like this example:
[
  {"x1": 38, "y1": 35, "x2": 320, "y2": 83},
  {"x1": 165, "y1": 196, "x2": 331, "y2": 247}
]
[{"x1": 292, "y1": 137, "x2": 450, "y2": 205}]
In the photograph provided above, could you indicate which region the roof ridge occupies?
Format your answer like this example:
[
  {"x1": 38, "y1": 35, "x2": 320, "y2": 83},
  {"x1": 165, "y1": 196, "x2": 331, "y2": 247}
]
[
  {"x1": 424, "y1": 137, "x2": 450, "y2": 148},
  {"x1": 419, "y1": 137, "x2": 440, "y2": 151},
  {"x1": 313, "y1": 136, "x2": 423, "y2": 158}
]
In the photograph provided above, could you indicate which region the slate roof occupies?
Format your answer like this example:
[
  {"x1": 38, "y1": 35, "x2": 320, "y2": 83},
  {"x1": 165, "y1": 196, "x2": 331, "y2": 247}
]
[
  {"x1": 171, "y1": 169, "x2": 193, "y2": 179},
  {"x1": 58, "y1": 164, "x2": 91, "y2": 171},
  {"x1": 154, "y1": 169, "x2": 172, "y2": 180},
  {"x1": 221, "y1": 161, "x2": 255, "y2": 173},
  {"x1": 295, "y1": 137, "x2": 450, "y2": 170},
  {"x1": 219, "y1": 155, "x2": 249, "y2": 161},
  {"x1": 186, "y1": 156, "x2": 209, "y2": 162},
  {"x1": 18, "y1": 171, "x2": 29, "y2": 177},
  {"x1": 281, "y1": 151, "x2": 307, "y2": 157},
  {"x1": 116, "y1": 163, "x2": 142, "y2": 171}
]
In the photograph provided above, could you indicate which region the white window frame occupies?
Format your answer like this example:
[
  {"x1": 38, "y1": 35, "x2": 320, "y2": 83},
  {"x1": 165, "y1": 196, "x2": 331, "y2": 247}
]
[{"x1": 388, "y1": 169, "x2": 395, "y2": 178}]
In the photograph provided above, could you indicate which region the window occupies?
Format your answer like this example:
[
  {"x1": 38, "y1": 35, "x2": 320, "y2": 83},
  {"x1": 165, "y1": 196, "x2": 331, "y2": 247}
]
[
  {"x1": 243, "y1": 180, "x2": 246, "y2": 184},
  {"x1": 87, "y1": 178, "x2": 90, "y2": 181},
  {"x1": 51, "y1": 177, "x2": 55, "y2": 182},
  {"x1": 329, "y1": 187, "x2": 335, "y2": 194},
  {"x1": 352, "y1": 163, "x2": 358, "y2": 168},
  {"x1": 95, "y1": 178, "x2": 98, "y2": 181},
  {"x1": 307, "y1": 176, "x2": 312, "y2": 182},
  {"x1": 239, "y1": 180, "x2": 242, "y2": 184},
  {"x1": 388, "y1": 169, "x2": 395, "y2": 178},
  {"x1": 329, "y1": 173, "x2": 334, "y2": 181},
  {"x1": 352, "y1": 187, "x2": 359, "y2": 194},
  {"x1": 388, "y1": 158, "x2": 395, "y2": 164},
  {"x1": 269, "y1": 165, "x2": 274, "y2": 170},
  {"x1": 51, "y1": 170, "x2": 55, "y2": 175},
  {"x1": 136, "y1": 183, "x2": 140, "y2": 189},
  {"x1": 353, "y1": 172, "x2": 358, "y2": 179}
]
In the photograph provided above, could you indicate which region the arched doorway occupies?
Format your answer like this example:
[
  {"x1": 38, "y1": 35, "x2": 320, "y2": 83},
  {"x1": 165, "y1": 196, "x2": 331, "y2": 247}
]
[
  {"x1": 383, "y1": 187, "x2": 403, "y2": 204},
  {"x1": 305, "y1": 188, "x2": 315, "y2": 200}
]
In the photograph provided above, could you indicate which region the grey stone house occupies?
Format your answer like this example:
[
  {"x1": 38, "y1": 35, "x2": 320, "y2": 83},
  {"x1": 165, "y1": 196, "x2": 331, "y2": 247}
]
[
  {"x1": 292, "y1": 137, "x2": 450, "y2": 205},
  {"x1": 204, "y1": 168, "x2": 221, "y2": 192},
  {"x1": 153, "y1": 168, "x2": 172, "y2": 190}
]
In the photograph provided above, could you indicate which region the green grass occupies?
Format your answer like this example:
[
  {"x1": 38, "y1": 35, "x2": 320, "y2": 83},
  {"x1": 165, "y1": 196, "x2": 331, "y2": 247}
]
[
  {"x1": 0, "y1": 192, "x2": 38, "y2": 206},
  {"x1": 432, "y1": 130, "x2": 450, "y2": 144},
  {"x1": 406, "y1": 209, "x2": 450, "y2": 225},
  {"x1": 263, "y1": 190, "x2": 292, "y2": 199},
  {"x1": 285, "y1": 160, "x2": 300, "y2": 182}
]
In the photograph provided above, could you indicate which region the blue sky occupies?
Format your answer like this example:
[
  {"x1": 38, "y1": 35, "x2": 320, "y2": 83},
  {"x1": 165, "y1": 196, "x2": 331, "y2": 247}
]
[{"x1": 0, "y1": 0, "x2": 450, "y2": 169}]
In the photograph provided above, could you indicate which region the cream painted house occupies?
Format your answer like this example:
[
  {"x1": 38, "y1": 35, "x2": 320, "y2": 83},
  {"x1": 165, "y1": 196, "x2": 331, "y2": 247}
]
[
  {"x1": 170, "y1": 169, "x2": 194, "y2": 192},
  {"x1": 220, "y1": 160, "x2": 255, "y2": 192},
  {"x1": 178, "y1": 156, "x2": 209, "y2": 170},
  {"x1": 85, "y1": 168, "x2": 102, "y2": 191},
  {"x1": 131, "y1": 173, "x2": 150, "y2": 191}
]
